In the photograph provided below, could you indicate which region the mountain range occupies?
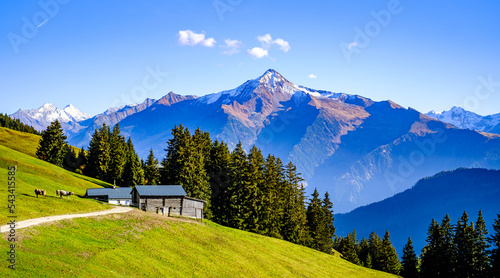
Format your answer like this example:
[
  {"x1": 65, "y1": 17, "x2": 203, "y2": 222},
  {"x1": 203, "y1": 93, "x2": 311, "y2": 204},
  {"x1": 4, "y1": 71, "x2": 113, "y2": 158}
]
[
  {"x1": 426, "y1": 106, "x2": 500, "y2": 134},
  {"x1": 335, "y1": 168, "x2": 500, "y2": 255},
  {"x1": 10, "y1": 70, "x2": 500, "y2": 212}
]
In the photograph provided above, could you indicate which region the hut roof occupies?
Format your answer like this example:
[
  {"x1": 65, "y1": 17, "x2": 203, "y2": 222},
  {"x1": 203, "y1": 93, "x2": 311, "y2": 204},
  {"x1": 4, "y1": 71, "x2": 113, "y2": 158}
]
[
  {"x1": 133, "y1": 185, "x2": 187, "y2": 197},
  {"x1": 86, "y1": 187, "x2": 132, "y2": 199}
]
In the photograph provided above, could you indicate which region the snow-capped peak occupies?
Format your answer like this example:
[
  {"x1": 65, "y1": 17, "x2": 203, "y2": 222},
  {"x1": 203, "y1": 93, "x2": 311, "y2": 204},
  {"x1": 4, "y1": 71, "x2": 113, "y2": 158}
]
[{"x1": 20, "y1": 103, "x2": 91, "y2": 123}]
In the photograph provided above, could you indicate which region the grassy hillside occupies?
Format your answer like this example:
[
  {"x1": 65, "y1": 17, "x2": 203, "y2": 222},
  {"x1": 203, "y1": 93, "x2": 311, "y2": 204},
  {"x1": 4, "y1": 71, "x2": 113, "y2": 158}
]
[
  {"x1": 0, "y1": 128, "x2": 112, "y2": 224},
  {"x1": 0, "y1": 210, "x2": 396, "y2": 277},
  {"x1": 0, "y1": 127, "x2": 40, "y2": 157}
]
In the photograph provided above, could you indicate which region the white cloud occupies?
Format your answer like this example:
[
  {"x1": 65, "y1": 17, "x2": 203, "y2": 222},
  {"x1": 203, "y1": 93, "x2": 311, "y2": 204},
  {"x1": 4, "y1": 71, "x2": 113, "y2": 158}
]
[
  {"x1": 178, "y1": 30, "x2": 216, "y2": 47},
  {"x1": 255, "y1": 34, "x2": 290, "y2": 53},
  {"x1": 246, "y1": 47, "x2": 268, "y2": 59},
  {"x1": 257, "y1": 34, "x2": 273, "y2": 48},
  {"x1": 348, "y1": 41, "x2": 358, "y2": 50},
  {"x1": 221, "y1": 39, "x2": 243, "y2": 55},
  {"x1": 274, "y1": 38, "x2": 290, "y2": 52},
  {"x1": 308, "y1": 74, "x2": 317, "y2": 79}
]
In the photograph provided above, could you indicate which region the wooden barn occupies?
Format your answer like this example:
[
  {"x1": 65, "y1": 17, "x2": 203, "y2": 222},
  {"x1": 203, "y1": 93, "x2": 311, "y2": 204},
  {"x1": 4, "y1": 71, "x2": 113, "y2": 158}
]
[
  {"x1": 131, "y1": 185, "x2": 205, "y2": 219},
  {"x1": 85, "y1": 187, "x2": 132, "y2": 206}
]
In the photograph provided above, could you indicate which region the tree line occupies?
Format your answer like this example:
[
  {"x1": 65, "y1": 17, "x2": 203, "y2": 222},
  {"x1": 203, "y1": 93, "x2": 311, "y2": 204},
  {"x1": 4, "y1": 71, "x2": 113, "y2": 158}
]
[
  {"x1": 400, "y1": 211, "x2": 500, "y2": 278},
  {"x1": 336, "y1": 211, "x2": 500, "y2": 277},
  {"x1": 0, "y1": 113, "x2": 40, "y2": 135}
]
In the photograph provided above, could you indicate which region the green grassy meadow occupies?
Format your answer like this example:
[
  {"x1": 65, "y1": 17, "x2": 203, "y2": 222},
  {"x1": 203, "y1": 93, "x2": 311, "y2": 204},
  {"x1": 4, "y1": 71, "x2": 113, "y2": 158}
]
[
  {"x1": 0, "y1": 210, "x2": 396, "y2": 277},
  {"x1": 0, "y1": 128, "x2": 112, "y2": 224}
]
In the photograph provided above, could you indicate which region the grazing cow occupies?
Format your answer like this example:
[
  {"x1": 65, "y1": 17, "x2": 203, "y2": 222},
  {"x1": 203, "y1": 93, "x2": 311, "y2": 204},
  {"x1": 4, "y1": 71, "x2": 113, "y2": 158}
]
[
  {"x1": 34, "y1": 189, "x2": 46, "y2": 198},
  {"x1": 56, "y1": 190, "x2": 75, "y2": 199}
]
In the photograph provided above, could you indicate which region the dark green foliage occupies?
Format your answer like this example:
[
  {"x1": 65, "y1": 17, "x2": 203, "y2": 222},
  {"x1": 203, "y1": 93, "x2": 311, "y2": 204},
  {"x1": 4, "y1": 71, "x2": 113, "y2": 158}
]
[
  {"x1": 490, "y1": 213, "x2": 500, "y2": 276},
  {"x1": 143, "y1": 148, "x2": 160, "y2": 185},
  {"x1": 306, "y1": 189, "x2": 334, "y2": 253},
  {"x1": 161, "y1": 125, "x2": 211, "y2": 218},
  {"x1": 36, "y1": 120, "x2": 68, "y2": 166},
  {"x1": 336, "y1": 231, "x2": 361, "y2": 265},
  {"x1": 281, "y1": 162, "x2": 310, "y2": 245},
  {"x1": 369, "y1": 231, "x2": 383, "y2": 271},
  {"x1": 454, "y1": 211, "x2": 476, "y2": 278},
  {"x1": 401, "y1": 237, "x2": 418, "y2": 278},
  {"x1": 207, "y1": 140, "x2": 232, "y2": 225},
  {"x1": 358, "y1": 237, "x2": 371, "y2": 267},
  {"x1": 380, "y1": 230, "x2": 401, "y2": 275},
  {"x1": 121, "y1": 137, "x2": 144, "y2": 186},
  {"x1": 474, "y1": 211, "x2": 490, "y2": 276},
  {"x1": 0, "y1": 113, "x2": 40, "y2": 135},
  {"x1": 107, "y1": 124, "x2": 126, "y2": 183}
]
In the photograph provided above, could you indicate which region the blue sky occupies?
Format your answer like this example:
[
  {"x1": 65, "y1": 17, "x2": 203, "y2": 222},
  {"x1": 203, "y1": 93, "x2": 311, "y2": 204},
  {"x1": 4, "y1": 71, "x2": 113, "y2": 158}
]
[{"x1": 1, "y1": 0, "x2": 499, "y2": 116}]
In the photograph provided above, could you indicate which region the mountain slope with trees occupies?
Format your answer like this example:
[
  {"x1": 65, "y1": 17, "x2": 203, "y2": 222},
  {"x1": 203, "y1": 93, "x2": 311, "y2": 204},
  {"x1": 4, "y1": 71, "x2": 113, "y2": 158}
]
[{"x1": 335, "y1": 168, "x2": 500, "y2": 255}]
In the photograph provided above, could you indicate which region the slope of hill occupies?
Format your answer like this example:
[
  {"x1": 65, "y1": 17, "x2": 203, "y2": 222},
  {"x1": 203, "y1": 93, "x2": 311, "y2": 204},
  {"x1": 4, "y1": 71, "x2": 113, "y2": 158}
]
[
  {"x1": 0, "y1": 128, "x2": 112, "y2": 223},
  {"x1": 0, "y1": 210, "x2": 395, "y2": 277},
  {"x1": 14, "y1": 70, "x2": 500, "y2": 213},
  {"x1": 335, "y1": 168, "x2": 500, "y2": 255},
  {"x1": 426, "y1": 106, "x2": 500, "y2": 134}
]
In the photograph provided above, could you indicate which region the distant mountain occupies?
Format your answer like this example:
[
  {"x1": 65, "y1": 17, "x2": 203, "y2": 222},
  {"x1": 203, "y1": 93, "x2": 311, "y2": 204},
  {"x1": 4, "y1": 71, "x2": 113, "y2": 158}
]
[
  {"x1": 426, "y1": 106, "x2": 500, "y2": 134},
  {"x1": 66, "y1": 98, "x2": 158, "y2": 148},
  {"x1": 10, "y1": 103, "x2": 91, "y2": 132},
  {"x1": 335, "y1": 168, "x2": 500, "y2": 256},
  {"x1": 14, "y1": 70, "x2": 500, "y2": 213}
]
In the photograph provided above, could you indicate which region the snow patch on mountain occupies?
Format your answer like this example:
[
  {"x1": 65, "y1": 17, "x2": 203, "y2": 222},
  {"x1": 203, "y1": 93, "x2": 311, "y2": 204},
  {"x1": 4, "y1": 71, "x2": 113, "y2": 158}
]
[{"x1": 426, "y1": 106, "x2": 500, "y2": 134}]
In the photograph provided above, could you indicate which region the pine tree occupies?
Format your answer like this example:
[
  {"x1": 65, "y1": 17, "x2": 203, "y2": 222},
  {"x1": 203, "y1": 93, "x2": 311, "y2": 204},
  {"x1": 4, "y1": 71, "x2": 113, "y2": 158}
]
[
  {"x1": 107, "y1": 124, "x2": 126, "y2": 184},
  {"x1": 227, "y1": 141, "x2": 247, "y2": 228},
  {"x1": 369, "y1": 231, "x2": 383, "y2": 271},
  {"x1": 207, "y1": 140, "x2": 232, "y2": 224},
  {"x1": 307, "y1": 188, "x2": 328, "y2": 252},
  {"x1": 490, "y1": 213, "x2": 500, "y2": 276},
  {"x1": 358, "y1": 237, "x2": 371, "y2": 267},
  {"x1": 241, "y1": 145, "x2": 264, "y2": 233},
  {"x1": 143, "y1": 148, "x2": 160, "y2": 185},
  {"x1": 281, "y1": 161, "x2": 309, "y2": 245},
  {"x1": 380, "y1": 229, "x2": 401, "y2": 275},
  {"x1": 440, "y1": 214, "x2": 456, "y2": 276},
  {"x1": 122, "y1": 138, "x2": 144, "y2": 186},
  {"x1": 401, "y1": 237, "x2": 419, "y2": 278},
  {"x1": 96, "y1": 124, "x2": 111, "y2": 180},
  {"x1": 421, "y1": 218, "x2": 446, "y2": 277},
  {"x1": 454, "y1": 211, "x2": 476, "y2": 278},
  {"x1": 84, "y1": 128, "x2": 101, "y2": 178},
  {"x1": 317, "y1": 192, "x2": 335, "y2": 253},
  {"x1": 338, "y1": 231, "x2": 361, "y2": 265},
  {"x1": 36, "y1": 120, "x2": 68, "y2": 166},
  {"x1": 473, "y1": 210, "x2": 491, "y2": 276}
]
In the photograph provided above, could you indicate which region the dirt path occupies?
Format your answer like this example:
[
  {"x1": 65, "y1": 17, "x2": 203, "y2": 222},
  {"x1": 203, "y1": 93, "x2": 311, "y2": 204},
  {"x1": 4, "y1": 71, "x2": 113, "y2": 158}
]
[{"x1": 0, "y1": 206, "x2": 133, "y2": 233}]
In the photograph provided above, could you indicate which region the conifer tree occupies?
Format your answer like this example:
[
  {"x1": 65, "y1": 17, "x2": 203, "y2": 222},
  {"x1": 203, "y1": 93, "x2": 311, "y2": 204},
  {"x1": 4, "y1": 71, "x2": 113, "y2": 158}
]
[
  {"x1": 36, "y1": 120, "x2": 68, "y2": 166},
  {"x1": 227, "y1": 141, "x2": 247, "y2": 228},
  {"x1": 490, "y1": 213, "x2": 500, "y2": 276},
  {"x1": 440, "y1": 214, "x2": 456, "y2": 276},
  {"x1": 241, "y1": 145, "x2": 265, "y2": 233},
  {"x1": 420, "y1": 218, "x2": 443, "y2": 276},
  {"x1": 144, "y1": 148, "x2": 160, "y2": 185},
  {"x1": 454, "y1": 211, "x2": 476, "y2": 278},
  {"x1": 96, "y1": 124, "x2": 111, "y2": 180},
  {"x1": 84, "y1": 128, "x2": 101, "y2": 178},
  {"x1": 317, "y1": 192, "x2": 335, "y2": 253},
  {"x1": 369, "y1": 231, "x2": 383, "y2": 271},
  {"x1": 207, "y1": 140, "x2": 232, "y2": 224},
  {"x1": 107, "y1": 124, "x2": 126, "y2": 184},
  {"x1": 473, "y1": 210, "x2": 490, "y2": 276},
  {"x1": 380, "y1": 230, "x2": 401, "y2": 275},
  {"x1": 401, "y1": 237, "x2": 419, "y2": 278},
  {"x1": 122, "y1": 137, "x2": 144, "y2": 186},
  {"x1": 282, "y1": 161, "x2": 309, "y2": 245},
  {"x1": 358, "y1": 237, "x2": 371, "y2": 267},
  {"x1": 307, "y1": 188, "x2": 328, "y2": 252},
  {"x1": 338, "y1": 231, "x2": 361, "y2": 265}
]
